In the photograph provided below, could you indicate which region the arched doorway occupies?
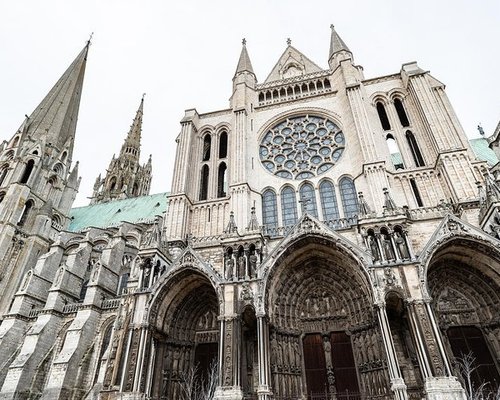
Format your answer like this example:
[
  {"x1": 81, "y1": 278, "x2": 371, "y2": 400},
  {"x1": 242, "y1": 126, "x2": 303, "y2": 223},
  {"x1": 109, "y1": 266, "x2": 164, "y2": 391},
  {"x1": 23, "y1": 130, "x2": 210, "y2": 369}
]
[
  {"x1": 149, "y1": 270, "x2": 220, "y2": 399},
  {"x1": 427, "y1": 239, "x2": 500, "y2": 395},
  {"x1": 265, "y1": 236, "x2": 391, "y2": 399}
]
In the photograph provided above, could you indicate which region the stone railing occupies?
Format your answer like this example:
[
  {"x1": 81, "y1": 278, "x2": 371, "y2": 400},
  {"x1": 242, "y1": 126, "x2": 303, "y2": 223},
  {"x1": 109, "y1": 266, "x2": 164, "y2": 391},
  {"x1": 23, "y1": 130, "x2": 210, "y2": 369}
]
[
  {"x1": 28, "y1": 308, "x2": 42, "y2": 318},
  {"x1": 62, "y1": 303, "x2": 81, "y2": 314},
  {"x1": 101, "y1": 298, "x2": 121, "y2": 310}
]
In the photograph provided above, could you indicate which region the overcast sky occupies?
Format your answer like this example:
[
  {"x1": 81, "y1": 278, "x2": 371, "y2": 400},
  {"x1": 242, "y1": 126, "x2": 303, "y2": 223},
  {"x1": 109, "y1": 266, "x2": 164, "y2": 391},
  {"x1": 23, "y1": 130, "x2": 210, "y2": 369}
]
[{"x1": 1, "y1": 0, "x2": 499, "y2": 207}]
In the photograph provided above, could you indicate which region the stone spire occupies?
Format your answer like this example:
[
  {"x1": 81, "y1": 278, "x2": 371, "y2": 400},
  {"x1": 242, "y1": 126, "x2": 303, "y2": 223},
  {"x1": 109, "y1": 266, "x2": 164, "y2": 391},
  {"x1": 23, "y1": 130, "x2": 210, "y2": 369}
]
[
  {"x1": 120, "y1": 94, "x2": 145, "y2": 161},
  {"x1": 90, "y1": 95, "x2": 152, "y2": 204},
  {"x1": 18, "y1": 42, "x2": 90, "y2": 153},
  {"x1": 328, "y1": 25, "x2": 353, "y2": 69},
  {"x1": 234, "y1": 38, "x2": 255, "y2": 77}
]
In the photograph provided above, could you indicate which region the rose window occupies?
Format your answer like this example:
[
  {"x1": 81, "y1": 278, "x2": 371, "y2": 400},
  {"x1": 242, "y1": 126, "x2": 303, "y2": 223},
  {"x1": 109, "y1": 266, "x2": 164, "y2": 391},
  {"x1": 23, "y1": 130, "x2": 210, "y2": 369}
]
[{"x1": 259, "y1": 115, "x2": 345, "y2": 180}]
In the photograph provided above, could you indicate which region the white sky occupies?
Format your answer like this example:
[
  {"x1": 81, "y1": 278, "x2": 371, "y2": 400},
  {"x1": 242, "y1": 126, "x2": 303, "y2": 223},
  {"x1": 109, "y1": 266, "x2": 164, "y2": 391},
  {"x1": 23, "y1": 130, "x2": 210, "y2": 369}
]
[{"x1": 1, "y1": 0, "x2": 499, "y2": 207}]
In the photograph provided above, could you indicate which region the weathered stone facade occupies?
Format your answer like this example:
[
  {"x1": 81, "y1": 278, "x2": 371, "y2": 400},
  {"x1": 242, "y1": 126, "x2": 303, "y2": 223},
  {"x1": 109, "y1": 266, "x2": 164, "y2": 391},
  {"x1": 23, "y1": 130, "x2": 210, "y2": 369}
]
[{"x1": 1, "y1": 27, "x2": 499, "y2": 400}]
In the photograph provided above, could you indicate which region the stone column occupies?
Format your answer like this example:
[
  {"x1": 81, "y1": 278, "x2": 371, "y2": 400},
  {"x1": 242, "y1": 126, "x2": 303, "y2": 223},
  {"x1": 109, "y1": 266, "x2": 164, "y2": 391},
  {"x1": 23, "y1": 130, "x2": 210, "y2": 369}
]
[
  {"x1": 406, "y1": 299, "x2": 466, "y2": 400},
  {"x1": 376, "y1": 303, "x2": 408, "y2": 400},
  {"x1": 256, "y1": 315, "x2": 272, "y2": 399}
]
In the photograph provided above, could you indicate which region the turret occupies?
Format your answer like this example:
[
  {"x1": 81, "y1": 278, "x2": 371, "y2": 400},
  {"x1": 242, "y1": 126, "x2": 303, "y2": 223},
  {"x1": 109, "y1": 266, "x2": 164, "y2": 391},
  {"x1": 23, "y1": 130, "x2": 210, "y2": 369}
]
[{"x1": 328, "y1": 25, "x2": 353, "y2": 70}]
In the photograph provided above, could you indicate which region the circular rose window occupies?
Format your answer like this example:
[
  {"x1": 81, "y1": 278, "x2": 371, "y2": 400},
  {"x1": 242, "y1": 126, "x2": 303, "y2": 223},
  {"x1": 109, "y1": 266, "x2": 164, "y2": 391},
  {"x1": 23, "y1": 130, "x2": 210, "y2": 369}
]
[{"x1": 259, "y1": 115, "x2": 345, "y2": 180}]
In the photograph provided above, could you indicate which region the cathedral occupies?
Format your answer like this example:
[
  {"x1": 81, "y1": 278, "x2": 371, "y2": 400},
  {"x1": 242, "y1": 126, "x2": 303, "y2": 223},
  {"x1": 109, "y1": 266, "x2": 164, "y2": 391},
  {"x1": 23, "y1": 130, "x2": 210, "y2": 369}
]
[{"x1": 0, "y1": 26, "x2": 499, "y2": 400}]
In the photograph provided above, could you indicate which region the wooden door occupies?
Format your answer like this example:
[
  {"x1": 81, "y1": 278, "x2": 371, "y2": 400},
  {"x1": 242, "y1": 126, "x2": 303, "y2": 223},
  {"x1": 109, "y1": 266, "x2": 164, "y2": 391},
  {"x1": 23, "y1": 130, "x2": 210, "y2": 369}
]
[
  {"x1": 330, "y1": 331, "x2": 360, "y2": 394},
  {"x1": 303, "y1": 333, "x2": 328, "y2": 397}
]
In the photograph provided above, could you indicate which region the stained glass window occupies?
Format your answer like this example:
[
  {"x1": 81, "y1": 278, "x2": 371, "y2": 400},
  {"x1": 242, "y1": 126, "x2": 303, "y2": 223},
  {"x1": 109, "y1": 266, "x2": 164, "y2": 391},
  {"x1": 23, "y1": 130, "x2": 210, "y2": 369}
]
[
  {"x1": 339, "y1": 177, "x2": 357, "y2": 218},
  {"x1": 262, "y1": 189, "x2": 278, "y2": 231},
  {"x1": 319, "y1": 180, "x2": 340, "y2": 221},
  {"x1": 259, "y1": 115, "x2": 344, "y2": 180},
  {"x1": 281, "y1": 186, "x2": 298, "y2": 227},
  {"x1": 299, "y1": 183, "x2": 318, "y2": 218}
]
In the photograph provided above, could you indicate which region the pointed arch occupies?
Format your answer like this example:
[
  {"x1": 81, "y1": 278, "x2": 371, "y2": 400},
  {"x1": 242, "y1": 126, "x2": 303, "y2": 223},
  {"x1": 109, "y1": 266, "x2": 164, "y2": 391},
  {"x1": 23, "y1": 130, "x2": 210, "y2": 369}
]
[
  {"x1": 262, "y1": 189, "x2": 278, "y2": 233},
  {"x1": 218, "y1": 131, "x2": 228, "y2": 158},
  {"x1": 281, "y1": 186, "x2": 298, "y2": 227},
  {"x1": 339, "y1": 177, "x2": 358, "y2": 219},
  {"x1": 406, "y1": 130, "x2": 425, "y2": 167},
  {"x1": 386, "y1": 134, "x2": 404, "y2": 169},
  {"x1": 299, "y1": 182, "x2": 318, "y2": 218},
  {"x1": 319, "y1": 180, "x2": 340, "y2": 221},
  {"x1": 0, "y1": 164, "x2": 9, "y2": 187},
  {"x1": 199, "y1": 164, "x2": 209, "y2": 201},
  {"x1": 20, "y1": 159, "x2": 35, "y2": 184},
  {"x1": 376, "y1": 102, "x2": 391, "y2": 131},
  {"x1": 217, "y1": 162, "x2": 227, "y2": 198},
  {"x1": 18, "y1": 199, "x2": 34, "y2": 226},
  {"x1": 202, "y1": 134, "x2": 211, "y2": 161},
  {"x1": 394, "y1": 98, "x2": 410, "y2": 127}
]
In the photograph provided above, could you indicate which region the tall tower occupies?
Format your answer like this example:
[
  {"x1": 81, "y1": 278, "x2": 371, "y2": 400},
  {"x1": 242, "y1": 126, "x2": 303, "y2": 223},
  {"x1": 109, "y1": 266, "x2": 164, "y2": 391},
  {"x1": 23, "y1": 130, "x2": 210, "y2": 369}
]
[
  {"x1": 90, "y1": 95, "x2": 152, "y2": 204},
  {"x1": 0, "y1": 42, "x2": 89, "y2": 316}
]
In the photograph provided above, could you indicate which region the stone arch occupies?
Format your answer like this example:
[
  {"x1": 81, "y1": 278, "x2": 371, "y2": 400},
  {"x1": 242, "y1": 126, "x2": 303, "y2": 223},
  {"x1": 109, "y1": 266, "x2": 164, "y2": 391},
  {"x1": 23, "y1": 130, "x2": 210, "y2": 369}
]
[
  {"x1": 261, "y1": 232, "x2": 389, "y2": 398},
  {"x1": 426, "y1": 237, "x2": 500, "y2": 391},
  {"x1": 147, "y1": 267, "x2": 221, "y2": 399}
]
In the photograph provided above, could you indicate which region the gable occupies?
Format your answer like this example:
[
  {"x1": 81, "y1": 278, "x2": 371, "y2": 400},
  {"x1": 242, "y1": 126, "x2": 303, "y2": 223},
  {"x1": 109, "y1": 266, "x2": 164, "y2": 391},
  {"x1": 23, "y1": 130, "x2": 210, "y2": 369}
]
[{"x1": 264, "y1": 45, "x2": 324, "y2": 84}]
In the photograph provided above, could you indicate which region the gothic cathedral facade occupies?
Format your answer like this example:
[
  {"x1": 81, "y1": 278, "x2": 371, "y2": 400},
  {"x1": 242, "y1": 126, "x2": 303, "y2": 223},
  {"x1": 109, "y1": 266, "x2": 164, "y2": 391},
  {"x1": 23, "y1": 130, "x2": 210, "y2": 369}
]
[{"x1": 0, "y1": 27, "x2": 499, "y2": 400}]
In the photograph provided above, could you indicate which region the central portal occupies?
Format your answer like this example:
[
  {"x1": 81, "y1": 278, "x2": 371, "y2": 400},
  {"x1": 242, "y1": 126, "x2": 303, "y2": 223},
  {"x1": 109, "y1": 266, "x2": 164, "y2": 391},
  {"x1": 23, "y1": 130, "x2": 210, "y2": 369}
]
[{"x1": 266, "y1": 238, "x2": 391, "y2": 398}]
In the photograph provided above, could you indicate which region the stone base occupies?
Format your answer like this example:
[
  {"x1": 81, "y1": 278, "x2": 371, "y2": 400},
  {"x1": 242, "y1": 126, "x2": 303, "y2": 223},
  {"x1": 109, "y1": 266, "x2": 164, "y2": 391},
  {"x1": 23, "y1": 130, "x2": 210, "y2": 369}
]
[
  {"x1": 425, "y1": 377, "x2": 466, "y2": 400},
  {"x1": 97, "y1": 392, "x2": 146, "y2": 400},
  {"x1": 257, "y1": 385, "x2": 273, "y2": 400},
  {"x1": 214, "y1": 386, "x2": 244, "y2": 400}
]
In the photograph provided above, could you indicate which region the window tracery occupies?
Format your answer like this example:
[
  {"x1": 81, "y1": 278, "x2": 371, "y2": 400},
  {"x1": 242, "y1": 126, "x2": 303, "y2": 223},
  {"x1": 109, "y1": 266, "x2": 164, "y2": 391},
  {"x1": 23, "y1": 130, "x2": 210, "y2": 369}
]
[{"x1": 259, "y1": 115, "x2": 345, "y2": 180}]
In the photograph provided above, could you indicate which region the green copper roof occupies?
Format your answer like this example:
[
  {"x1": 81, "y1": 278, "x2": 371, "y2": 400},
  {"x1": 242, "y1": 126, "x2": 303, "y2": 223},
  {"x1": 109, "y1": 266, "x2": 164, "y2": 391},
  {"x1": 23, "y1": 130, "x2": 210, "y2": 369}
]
[
  {"x1": 470, "y1": 138, "x2": 498, "y2": 167},
  {"x1": 69, "y1": 192, "x2": 168, "y2": 232}
]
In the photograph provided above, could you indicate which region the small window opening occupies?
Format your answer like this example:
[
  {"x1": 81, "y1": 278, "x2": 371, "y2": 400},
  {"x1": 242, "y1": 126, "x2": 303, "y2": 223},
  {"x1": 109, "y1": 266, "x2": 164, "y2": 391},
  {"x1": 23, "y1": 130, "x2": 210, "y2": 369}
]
[
  {"x1": 406, "y1": 131, "x2": 425, "y2": 167},
  {"x1": 219, "y1": 132, "x2": 228, "y2": 158},
  {"x1": 18, "y1": 200, "x2": 33, "y2": 226},
  {"x1": 199, "y1": 165, "x2": 209, "y2": 201},
  {"x1": 386, "y1": 134, "x2": 404, "y2": 170},
  {"x1": 394, "y1": 98, "x2": 410, "y2": 127},
  {"x1": 410, "y1": 178, "x2": 423, "y2": 207},
  {"x1": 20, "y1": 159, "x2": 35, "y2": 184},
  {"x1": 202, "y1": 134, "x2": 211, "y2": 161},
  {"x1": 217, "y1": 162, "x2": 227, "y2": 198},
  {"x1": 376, "y1": 102, "x2": 391, "y2": 131}
]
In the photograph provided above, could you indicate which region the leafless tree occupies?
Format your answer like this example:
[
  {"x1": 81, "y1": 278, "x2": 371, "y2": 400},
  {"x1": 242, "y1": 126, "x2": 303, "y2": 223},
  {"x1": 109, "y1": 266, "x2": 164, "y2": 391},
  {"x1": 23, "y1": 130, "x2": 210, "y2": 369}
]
[
  {"x1": 178, "y1": 360, "x2": 218, "y2": 400},
  {"x1": 455, "y1": 352, "x2": 500, "y2": 400}
]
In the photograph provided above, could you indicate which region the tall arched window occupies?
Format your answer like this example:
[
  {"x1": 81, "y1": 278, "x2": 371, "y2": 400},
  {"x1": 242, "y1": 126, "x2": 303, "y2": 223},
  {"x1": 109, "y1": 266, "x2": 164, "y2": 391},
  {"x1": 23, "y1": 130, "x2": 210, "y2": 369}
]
[
  {"x1": 376, "y1": 102, "x2": 391, "y2": 131},
  {"x1": 299, "y1": 183, "x2": 318, "y2": 218},
  {"x1": 339, "y1": 177, "x2": 358, "y2": 219},
  {"x1": 0, "y1": 165, "x2": 9, "y2": 187},
  {"x1": 406, "y1": 131, "x2": 425, "y2": 167},
  {"x1": 199, "y1": 165, "x2": 209, "y2": 201},
  {"x1": 281, "y1": 186, "x2": 298, "y2": 227},
  {"x1": 319, "y1": 181, "x2": 340, "y2": 222},
  {"x1": 18, "y1": 199, "x2": 33, "y2": 226},
  {"x1": 109, "y1": 177, "x2": 117, "y2": 191},
  {"x1": 386, "y1": 134, "x2": 404, "y2": 170},
  {"x1": 202, "y1": 134, "x2": 211, "y2": 161},
  {"x1": 219, "y1": 131, "x2": 228, "y2": 158},
  {"x1": 394, "y1": 98, "x2": 410, "y2": 127},
  {"x1": 20, "y1": 159, "x2": 35, "y2": 184},
  {"x1": 217, "y1": 162, "x2": 227, "y2": 198},
  {"x1": 262, "y1": 189, "x2": 278, "y2": 233}
]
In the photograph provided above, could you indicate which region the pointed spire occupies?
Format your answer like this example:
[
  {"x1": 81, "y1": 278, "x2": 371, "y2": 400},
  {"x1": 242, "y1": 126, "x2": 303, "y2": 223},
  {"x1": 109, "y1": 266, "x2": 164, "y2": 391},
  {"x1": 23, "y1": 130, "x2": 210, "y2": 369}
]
[
  {"x1": 68, "y1": 161, "x2": 79, "y2": 187},
  {"x1": 120, "y1": 94, "x2": 145, "y2": 159},
  {"x1": 246, "y1": 205, "x2": 260, "y2": 232},
  {"x1": 224, "y1": 211, "x2": 238, "y2": 235},
  {"x1": 357, "y1": 192, "x2": 373, "y2": 217},
  {"x1": 234, "y1": 38, "x2": 255, "y2": 77},
  {"x1": 329, "y1": 25, "x2": 351, "y2": 60},
  {"x1": 19, "y1": 41, "x2": 90, "y2": 151}
]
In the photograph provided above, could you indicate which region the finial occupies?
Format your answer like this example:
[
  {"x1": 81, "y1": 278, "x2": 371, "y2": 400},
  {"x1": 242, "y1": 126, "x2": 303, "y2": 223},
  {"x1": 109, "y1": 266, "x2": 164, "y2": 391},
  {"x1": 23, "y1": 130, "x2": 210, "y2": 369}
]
[
  {"x1": 330, "y1": 24, "x2": 335, "y2": 30},
  {"x1": 478, "y1": 124, "x2": 485, "y2": 136},
  {"x1": 87, "y1": 32, "x2": 94, "y2": 46},
  {"x1": 242, "y1": 38, "x2": 247, "y2": 46},
  {"x1": 142, "y1": 93, "x2": 146, "y2": 100},
  {"x1": 286, "y1": 38, "x2": 292, "y2": 46}
]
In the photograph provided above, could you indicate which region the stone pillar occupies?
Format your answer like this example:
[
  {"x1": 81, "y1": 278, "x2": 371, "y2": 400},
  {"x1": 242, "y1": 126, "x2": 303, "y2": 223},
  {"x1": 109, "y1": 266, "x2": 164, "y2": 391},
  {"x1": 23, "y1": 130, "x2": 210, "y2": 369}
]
[
  {"x1": 214, "y1": 316, "x2": 243, "y2": 400},
  {"x1": 256, "y1": 315, "x2": 272, "y2": 399},
  {"x1": 376, "y1": 303, "x2": 408, "y2": 400},
  {"x1": 406, "y1": 299, "x2": 466, "y2": 400}
]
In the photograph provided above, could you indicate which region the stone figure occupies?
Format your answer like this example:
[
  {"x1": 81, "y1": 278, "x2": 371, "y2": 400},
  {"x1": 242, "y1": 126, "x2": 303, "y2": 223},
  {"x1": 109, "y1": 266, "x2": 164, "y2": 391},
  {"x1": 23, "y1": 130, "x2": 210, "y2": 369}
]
[{"x1": 394, "y1": 231, "x2": 410, "y2": 259}]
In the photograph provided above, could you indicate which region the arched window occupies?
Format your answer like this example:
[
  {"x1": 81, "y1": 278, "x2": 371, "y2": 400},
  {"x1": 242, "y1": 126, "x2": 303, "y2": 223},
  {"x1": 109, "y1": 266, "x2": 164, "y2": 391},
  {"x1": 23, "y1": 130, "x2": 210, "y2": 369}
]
[
  {"x1": 409, "y1": 178, "x2": 423, "y2": 207},
  {"x1": 299, "y1": 183, "x2": 318, "y2": 218},
  {"x1": 406, "y1": 131, "x2": 425, "y2": 167},
  {"x1": 386, "y1": 134, "x2": 404, "y2": 170},
  {"x1": 0, "y1": 165, "x2": 9, "y2": 187},
  {"x1": 117, "y1": 273, "x2": 129, "y2": 295},
  {"x1": 281, "y1": 186, "x2": 298, "y2": 227},
  {"x1": 79, "y1": 279, "x2": 89, "y2": 302},
  {"x1": 202, "y1": 134, "x2": 211, "y2": 161},
  {"x1": 217, "y1": 162, "x2": 227, "y2": 198},
  {"x1": 219, "y1": 131, "x2": 228, "y2": 158},
  {"x1": 61, "y1": 151, "x2": 67, "y2": 162},
  {"x1": 199, "y1": 165, "x2": 209, "y2": 201},
  {"x1": 394, "y1": 98, "x2": 410, "y2": 127},
  {"x1": 339, "y1": 177, "x2": 358, "y2": 219},
  {"x1": 109, "y1": 177, "x2": 117, "y2": 191},
  {"x1": 376, "y1": 102, "x2": 391, "y2": 131},
  {"x1": 262, "y1": 189, "x2": 278, "y2": 232},
  {"x1": 18, "y1": 199, "x2": 33, "y2": 226},
  {"x1": 20, "y1": 159, "x2": 35, "y2": 184},
  {"x1": 0, "y1": 192, "x2": 5, "y2": 204},
  {"x1": 319, "y1": 181, "x2": 340, "y2": 222}
]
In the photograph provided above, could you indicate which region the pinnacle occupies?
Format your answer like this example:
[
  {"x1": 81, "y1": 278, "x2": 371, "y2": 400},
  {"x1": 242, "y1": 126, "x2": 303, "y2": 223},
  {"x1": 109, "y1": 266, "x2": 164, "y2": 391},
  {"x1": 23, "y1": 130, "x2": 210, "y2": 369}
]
[
  {"x1": 234, "y1": 38, "x2": 255, "y2": 76},
  {"x1": 329, "y1": 24, "x2": 351, "y2": 60}
]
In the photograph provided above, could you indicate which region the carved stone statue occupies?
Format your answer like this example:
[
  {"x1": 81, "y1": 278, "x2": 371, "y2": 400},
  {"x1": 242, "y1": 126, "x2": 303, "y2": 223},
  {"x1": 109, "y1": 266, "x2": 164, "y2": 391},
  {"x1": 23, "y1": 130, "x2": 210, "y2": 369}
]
[
  {"x1": 382, "y1": 234, "x2": 395, "y2": 261},
  {"x1": 394, "y1": 231, "x2": 410, "y2": 259},
  {"x1": 225, "y1": 256, "x2": 234, "y2": 280},
  {"x1": 369, "y1": 235, "x2": 380, "y2": 262},
  {"x1": 237, "y1": 255, "x2": 246, "y2": 280},
  {"x1": 249, "y1": 253, "x2": 258, "y2": 278}
]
